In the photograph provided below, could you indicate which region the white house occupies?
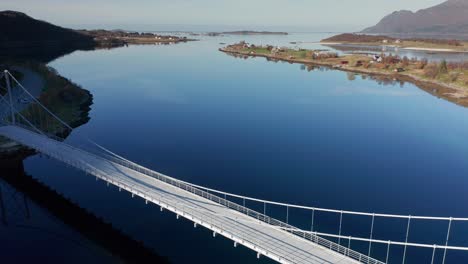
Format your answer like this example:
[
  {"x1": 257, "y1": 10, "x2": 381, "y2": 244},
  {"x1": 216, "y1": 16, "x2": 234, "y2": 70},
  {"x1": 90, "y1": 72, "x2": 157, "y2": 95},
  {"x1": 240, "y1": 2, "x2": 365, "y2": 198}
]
[{"x1": 372, "y1": 55, "x2": 383, "y2": 63}]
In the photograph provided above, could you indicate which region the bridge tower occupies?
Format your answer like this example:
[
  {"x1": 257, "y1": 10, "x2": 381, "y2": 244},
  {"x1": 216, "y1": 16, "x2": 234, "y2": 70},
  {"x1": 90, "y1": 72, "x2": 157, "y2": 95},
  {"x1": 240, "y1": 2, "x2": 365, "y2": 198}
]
[{"x1": 4, "y1": 70, "x2": 15, "y2": 125}]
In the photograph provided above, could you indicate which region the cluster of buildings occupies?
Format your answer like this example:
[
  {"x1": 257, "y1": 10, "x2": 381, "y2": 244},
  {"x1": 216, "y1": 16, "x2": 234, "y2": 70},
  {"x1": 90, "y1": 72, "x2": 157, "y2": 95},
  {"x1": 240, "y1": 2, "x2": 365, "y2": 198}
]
[{"x1": 382, "y1": 39, "x2": 401, "y2": 44}]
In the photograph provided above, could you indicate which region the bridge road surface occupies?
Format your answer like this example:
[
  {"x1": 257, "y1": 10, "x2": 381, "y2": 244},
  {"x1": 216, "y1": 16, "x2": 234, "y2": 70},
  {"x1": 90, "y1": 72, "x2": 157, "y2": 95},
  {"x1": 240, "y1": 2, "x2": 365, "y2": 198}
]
[{"x1": 0, "y1": 125, "x2": 361, "y2": 264}]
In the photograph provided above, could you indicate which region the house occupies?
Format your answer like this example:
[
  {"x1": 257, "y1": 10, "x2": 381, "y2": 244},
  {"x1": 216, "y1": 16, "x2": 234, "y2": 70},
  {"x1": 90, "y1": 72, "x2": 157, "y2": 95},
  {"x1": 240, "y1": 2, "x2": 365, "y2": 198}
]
[
  {"x1": 394, "y1": 68, "x2": 405, "y2": 73},
  {"x1": 372, "y1": 55, "x2": 383, "y2": 63},
  {"x1": 341, "y1": 61, "x2": 349, "y2": 65},
  {"x1": 395, "y1": 39, "x2": 401, "y2": 44},
  {"x1": 271, "y1": 47, "x2": 283, "y2": 54},
  {"x1": 382, "y1": 39, "x2": 388, "y2": 44}
]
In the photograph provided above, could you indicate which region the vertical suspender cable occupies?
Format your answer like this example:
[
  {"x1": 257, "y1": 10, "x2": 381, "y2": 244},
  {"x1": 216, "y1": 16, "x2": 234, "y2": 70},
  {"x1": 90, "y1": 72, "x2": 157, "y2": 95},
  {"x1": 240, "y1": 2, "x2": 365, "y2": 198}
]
[
  {"x1": 369, "y1": 213, "x2": 375, "y2": 257},
  {"x1": 442, "y1": 218, "x2": 452, "y2": 264},
  {"x1": 386, "y1": 241, "x2": 391, "y2": 264},
  {"x1": 402, "y1": 216, "x2": 411, "y2": 264}
]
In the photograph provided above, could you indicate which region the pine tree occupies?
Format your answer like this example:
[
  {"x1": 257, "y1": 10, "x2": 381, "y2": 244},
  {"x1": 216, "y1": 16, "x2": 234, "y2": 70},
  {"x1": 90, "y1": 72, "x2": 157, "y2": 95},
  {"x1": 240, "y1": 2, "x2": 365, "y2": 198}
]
[{"x1": 438, "y1": 60, "x2": 448, "y2": 75}]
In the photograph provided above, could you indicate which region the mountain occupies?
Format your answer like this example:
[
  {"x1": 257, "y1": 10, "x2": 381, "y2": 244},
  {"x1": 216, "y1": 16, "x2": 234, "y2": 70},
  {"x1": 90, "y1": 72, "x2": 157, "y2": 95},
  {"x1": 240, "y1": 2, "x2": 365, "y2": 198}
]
[
  {"x1": 0, "y1": 10, "x2": 95, "y2": 49},
  {"x1": 362, "y1": 0, "x2": 468, "y2": 35}
]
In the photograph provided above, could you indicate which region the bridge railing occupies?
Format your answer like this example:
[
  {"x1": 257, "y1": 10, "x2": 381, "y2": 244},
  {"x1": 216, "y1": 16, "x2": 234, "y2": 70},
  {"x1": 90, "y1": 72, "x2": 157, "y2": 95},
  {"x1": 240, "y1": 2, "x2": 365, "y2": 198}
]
[
  {"x1": 18, "y1": 142, "x2": 292, "y2": 263},
  {"x1": 89, "y1": 145, "x2": 468, "y2": 264},
  {"x1": 109, "y1": 161, "x2": 381, "y2": 263},
  {"x1": 24, "y1": 133, "x2": 380, "y2": 264},
  {"x1": 88, "y1": 150, "x2": 382, "y2": 264},
  {"x1": 20, "y1": 136, "x2": 336, "y2": 264}
]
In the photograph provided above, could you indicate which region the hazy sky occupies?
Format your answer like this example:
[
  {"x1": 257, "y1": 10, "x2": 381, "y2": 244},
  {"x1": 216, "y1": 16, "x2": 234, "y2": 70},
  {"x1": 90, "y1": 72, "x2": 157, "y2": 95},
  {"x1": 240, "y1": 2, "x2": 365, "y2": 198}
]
[{"x1": 2, "y1": 0, "x2": 446, "y2": 31}]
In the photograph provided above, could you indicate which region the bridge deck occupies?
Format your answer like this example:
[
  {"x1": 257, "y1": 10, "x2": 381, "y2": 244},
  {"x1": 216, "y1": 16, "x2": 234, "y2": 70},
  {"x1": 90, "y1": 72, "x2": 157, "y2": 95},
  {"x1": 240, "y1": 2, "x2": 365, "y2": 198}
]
[{"x1": 0, "y1": 125, "x2": 360, "y2": 264}]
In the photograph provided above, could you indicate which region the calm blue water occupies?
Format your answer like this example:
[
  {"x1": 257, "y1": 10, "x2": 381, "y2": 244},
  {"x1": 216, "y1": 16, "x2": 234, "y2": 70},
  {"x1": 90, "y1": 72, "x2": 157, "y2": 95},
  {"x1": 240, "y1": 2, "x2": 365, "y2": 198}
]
[
  {"x1": 0, "y1": 177, "x2": 118, "y2": 263},
  {"x1": 13, "y1": 33, "x2": 468, "y2": 263}
]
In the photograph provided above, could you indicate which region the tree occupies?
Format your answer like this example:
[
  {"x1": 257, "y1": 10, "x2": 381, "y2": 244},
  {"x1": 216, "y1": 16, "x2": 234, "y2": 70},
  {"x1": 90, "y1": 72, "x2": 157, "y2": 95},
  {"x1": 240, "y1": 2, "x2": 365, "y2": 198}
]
[
  {"x1": 402, "y1": 56, "x2": 410, "y2": 67},
  {"x1": 438, "y1": 60, "x2": 448, "y2": 75},
  {"x1": 424, "y1": 64, "x2": 438, "y2": 79},
  {"x1": 418, "y1": 58, "x2": 428, "y2": 69}
]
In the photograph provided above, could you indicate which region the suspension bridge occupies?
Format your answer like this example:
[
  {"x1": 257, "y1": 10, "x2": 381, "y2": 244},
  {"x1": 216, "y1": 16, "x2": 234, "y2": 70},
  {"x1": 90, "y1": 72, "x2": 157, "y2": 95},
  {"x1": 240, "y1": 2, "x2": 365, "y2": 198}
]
[{"x1": 0, "y1": 69, "x2": 467, "y2": 264}]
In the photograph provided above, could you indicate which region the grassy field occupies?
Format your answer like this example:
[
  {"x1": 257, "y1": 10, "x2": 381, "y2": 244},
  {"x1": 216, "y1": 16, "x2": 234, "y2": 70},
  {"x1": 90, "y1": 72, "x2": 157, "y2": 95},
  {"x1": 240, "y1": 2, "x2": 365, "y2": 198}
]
[{"x1": 248, "y1": 47, "x2": 311, "y2": 58}]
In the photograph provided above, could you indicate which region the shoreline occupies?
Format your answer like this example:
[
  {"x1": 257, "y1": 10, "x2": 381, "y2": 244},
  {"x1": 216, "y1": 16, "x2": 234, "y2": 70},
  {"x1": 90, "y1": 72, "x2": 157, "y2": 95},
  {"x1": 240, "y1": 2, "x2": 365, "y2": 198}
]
[
  {"x1": 220, "y1": 47, "x2": 468, "y2": 107},
  {"x1": 320, "y1": 33, "x2": 468, "y2": 53},
  {"x1": 319, "y1": 42, "x2": 468, "y2": 53},
  {"x1": 401, "y1": 47, "x2": 466, "y2": 53}
]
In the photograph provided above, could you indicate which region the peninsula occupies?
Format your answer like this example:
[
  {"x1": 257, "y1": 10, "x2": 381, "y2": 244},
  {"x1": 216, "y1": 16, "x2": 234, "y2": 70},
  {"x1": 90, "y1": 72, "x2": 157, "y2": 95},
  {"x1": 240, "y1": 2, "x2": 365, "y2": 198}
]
[
  {"x1": 321, "y1": 33, "x2": 468, "y2": 53},
  {"x1": 220, "y1": 42, "x2": 468, "y2": 107}
]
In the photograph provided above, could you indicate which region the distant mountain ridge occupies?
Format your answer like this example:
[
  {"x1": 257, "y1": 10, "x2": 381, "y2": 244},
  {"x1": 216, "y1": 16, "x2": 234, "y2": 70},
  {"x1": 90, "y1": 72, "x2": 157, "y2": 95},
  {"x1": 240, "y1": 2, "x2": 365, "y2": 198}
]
[
  {"x1": 0, "y1": 10, "x2": 95, "y2": 48},
  {"x1": 362, "y1": 0, "x2": 468, "y2": 35}
]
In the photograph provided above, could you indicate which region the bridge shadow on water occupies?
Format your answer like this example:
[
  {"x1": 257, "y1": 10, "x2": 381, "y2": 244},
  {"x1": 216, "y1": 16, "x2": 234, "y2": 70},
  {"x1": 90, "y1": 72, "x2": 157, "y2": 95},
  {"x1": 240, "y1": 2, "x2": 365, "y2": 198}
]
[{"x1": 0, "y1": 156, "x2": 170, "y2": 263}]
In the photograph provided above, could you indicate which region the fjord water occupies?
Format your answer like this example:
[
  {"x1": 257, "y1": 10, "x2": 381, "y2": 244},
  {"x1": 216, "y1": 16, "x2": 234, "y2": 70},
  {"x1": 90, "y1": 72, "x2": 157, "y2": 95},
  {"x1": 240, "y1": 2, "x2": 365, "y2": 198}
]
[{"x1": 19, "y1": 33, "x2": 468, "y2": 263}]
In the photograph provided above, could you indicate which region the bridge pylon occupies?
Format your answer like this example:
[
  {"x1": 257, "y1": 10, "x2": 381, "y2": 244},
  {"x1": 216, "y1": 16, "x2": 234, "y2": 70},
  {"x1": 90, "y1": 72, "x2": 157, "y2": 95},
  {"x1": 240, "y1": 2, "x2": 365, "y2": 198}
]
[{"x1": 3, "y1": 70, "x2": 15, "y2": 125}]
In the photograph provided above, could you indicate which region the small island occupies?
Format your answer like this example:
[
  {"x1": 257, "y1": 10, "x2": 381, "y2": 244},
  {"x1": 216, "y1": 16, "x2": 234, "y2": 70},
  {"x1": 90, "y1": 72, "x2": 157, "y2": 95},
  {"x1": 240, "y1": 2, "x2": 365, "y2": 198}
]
[
  {"x1": 78, "y1": 29, "x2": 195, "y2": 47},
  {"x1": 220, "y1": 41, "x2": 468, "y2": 106},
  {"x1": 321, "y1": 33, "x2": 468, "y2": 53}
]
